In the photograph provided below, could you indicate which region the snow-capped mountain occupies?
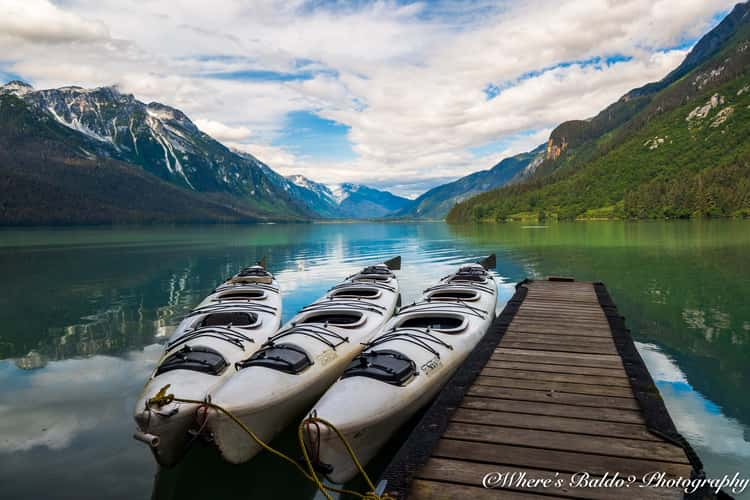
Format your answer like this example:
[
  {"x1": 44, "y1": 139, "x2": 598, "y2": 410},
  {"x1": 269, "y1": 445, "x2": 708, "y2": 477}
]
[
  {"x1": 286, "y1": 175, "x2": 410, "y2": 218},
  {"x1": 0, "y1": 80, "x2": 411, "y2": 223},
  {"x1": 1, "y1": 81, "x2": 307, "y2": 217}
]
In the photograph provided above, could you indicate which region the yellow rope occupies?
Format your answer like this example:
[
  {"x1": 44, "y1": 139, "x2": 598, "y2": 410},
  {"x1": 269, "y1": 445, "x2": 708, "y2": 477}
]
[{"x1": 147, "y1": 385, "x2": 394, "y2": 500}]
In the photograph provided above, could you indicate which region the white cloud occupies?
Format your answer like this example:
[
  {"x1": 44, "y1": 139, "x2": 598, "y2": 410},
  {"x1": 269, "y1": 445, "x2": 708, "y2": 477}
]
[
  {"x1": 637, "y1": 342, "x2": 750, "y2": 458},
  {"x1": 0, "y1": 0, "x2": 736, "y2": 196},
  {"x1": 194, "y1": 119, "x2": 252, "y2": 142},
  {"x1": 0, "y1": 347, "x2": 161, "y2": 452},
  {"x1": 0, "y1": 0, "x2": 109, "y2": 44},
  {"x1": 227, "y1": 141, "x2": 299, "y2": 170}
]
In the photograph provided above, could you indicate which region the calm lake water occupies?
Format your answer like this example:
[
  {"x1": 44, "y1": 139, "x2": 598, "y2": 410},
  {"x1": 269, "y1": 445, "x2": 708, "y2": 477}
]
[{"x1": 0, "y1": 221, "x2": 748, "y2": 499}]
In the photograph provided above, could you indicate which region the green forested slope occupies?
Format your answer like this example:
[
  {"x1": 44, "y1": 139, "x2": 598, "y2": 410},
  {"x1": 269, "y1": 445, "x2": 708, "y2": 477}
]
[{"x1": 448, "y1": 3, "x2": 750, "y2": 222}]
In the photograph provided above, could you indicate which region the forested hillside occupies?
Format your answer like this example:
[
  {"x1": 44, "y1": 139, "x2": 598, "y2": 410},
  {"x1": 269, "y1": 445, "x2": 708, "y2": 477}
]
[{"x1": 448, "y1": 2, "x2": 750, "y2": 222}]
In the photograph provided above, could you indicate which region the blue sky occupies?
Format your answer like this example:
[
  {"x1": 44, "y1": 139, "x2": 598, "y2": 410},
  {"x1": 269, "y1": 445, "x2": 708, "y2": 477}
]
[
  {"x1": 274, "y1": 111, "x2": 356, "y2": 162},
  {"x1": 0, "y1": 0, "x2": 736, "y2": 197}
]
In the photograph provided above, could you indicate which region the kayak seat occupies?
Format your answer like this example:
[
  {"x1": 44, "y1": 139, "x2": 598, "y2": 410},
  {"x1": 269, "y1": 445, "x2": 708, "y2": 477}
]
[
  {"x1": 330, "y1": 287, "x2": 380, "y2": 299},
  {"x1": 218, "y1": 290, "x2": 265, "y2": 300},
  {"x1": 342, "y1": 349, "x2": 416, "y2": 386},
  {"x1": 400, "y1": 316, "x2": 463, "y2": 330},
  {"x1": 236, "y1": 343, "x2": 312, "y2": 374},
  {"x1": 200, "y1": 311, "x2": 257, "y2": 327},
  {"x1": 429, "y1": 290, "x2": 478, "y2": 301},
  {"x1": 300, "y1": 312, "x2": 364, "y2": 326},
  {"x1": 155, "y1": 345, "x2": 227, "y2": 377}
]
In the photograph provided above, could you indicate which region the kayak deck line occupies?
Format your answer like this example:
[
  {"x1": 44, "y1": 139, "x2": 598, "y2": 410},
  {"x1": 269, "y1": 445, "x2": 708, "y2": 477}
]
[{"x1": 379, "y1": 278, "x2": 718, "y2": 500}]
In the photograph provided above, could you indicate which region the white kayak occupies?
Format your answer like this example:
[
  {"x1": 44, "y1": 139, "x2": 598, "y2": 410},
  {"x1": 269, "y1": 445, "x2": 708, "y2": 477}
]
[
  {"x1": 133, "y1": 264, "x2": 282, "y2": 466},
  {"x1": 304, "y1": 257, "x2": 498, "y2": 483},
  {"x1": 207, "y1": 257, "x2": 402, "y2": 464}
]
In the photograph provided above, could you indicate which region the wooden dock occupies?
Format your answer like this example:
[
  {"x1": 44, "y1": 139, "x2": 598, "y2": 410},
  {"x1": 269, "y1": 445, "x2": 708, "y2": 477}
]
[{"x1": 380, "y1": 278, "x2": 709, "y2": 499}]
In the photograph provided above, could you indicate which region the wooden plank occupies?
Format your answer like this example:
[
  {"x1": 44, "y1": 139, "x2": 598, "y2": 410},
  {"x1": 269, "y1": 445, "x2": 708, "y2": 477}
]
[
  {"x1": 499, "y1": 340, "x2": 617, "y2": 355},
  {"x1": 522, "y1": 297, "x2": 599, "y2": 305},
  {"x1": 520, "y1": 298, "x2": 603, "y2": 307},
  {"x1": 525, "y1": 285, "x2": 595, "y2": 292},
  {"x1": 507, "y1": 318, "x2": 610, "y2": 329},
  {"x1": 519, "y1": 300, "x2": 604, "y2": 309},
  {"x1": 525, "y1": 286, "x2": 597, "y2": 293},
  {"x1": 517, "y1": 307, "x2": 605, "y2": 317},
  {"x1": 415, "y1": 458, "x2": 682, "y2": 500},
  {"x1": 524, "y1": 288, "x2": 597, "y2": 296},
  {"x1": 501, "y1": 331, "x2": 615, "y2": 346},
  {"x1": 505, "y1": 324, "x2": 613, "y2": 337},
  {"x1": 513, "y1": 314, "x2": 607, "y2": 324},
  {"x1": 496, "y1": 348, "x2": 621, "y2": 361},
  {"x1": 443, "y1": 422, "x2": 690, "y2": 463},
  {"x1": 460, "y1": 396, "x2": 644, "y2": 424},
  {"x1": 506, "y1": 326, "x2": 612, "y2": 339},
  {"x1": 473, "y1": 375, "x2": 635, "y2": 397},
  {"x1": 493, "y1": 349, "x2": 623, "y2": 369},
  {"x1": 486, "y1": 359, "x2": 628, "y2": 378},
  {"x1": 526, "y1": 286, "x2": 594, "y2": 292},
  {"x1": 467, "y1": 385, "x2": 639, "y2": 410},
  {"x1": 524, "y1": 285, "x2": 596, "y2": 291},
  {"x1": 521, "y1": 296, "x2": 600, "y2": 305},
  {"x1": 524, "y1": 289, "x2": 596, "y2": 294},
  {"x1": 510, "y1": 318, "x2": 611, "y2": 329},
  {"x1": 480, "y1": 367, "x2": 631, "y2": 387},
  {"x1": 450, "y1": 408, "x2": 656, "y2": 441},
  {"x1": 433, "y1": 439, "x2": 693, "y2": 478},
  {"x1": 508, "y1": 318, "x2": 611, "y2": 329},
  {"x1": 520, "y1": 297, "x2": 603, "y2": 306},
  {"x1": 409, "y1": 479, "x2": 553, "y2": 500},
  {"x1": 514, "y1": 310, "x2": 607, "y2": 320}
]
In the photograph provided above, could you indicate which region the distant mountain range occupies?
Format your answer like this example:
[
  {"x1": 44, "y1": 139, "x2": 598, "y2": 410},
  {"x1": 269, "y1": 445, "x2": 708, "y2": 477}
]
[
  {"x1": 0, "y1": 82, "x2": 408, "y2": 224},
  {"x1": 448, "y1": 1, "x2": 750, "y2": 222},
  {"x1": 285, "y1": 175, "x2": 411, "y2": 218},
  {"x1": 396, "y1": 145, "x2": 546, "y2": 219}
]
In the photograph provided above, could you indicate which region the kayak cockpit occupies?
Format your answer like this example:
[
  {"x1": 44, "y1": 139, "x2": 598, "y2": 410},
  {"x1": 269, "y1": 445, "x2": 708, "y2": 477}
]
[
  {"x1": 200, "y1": 311, "x2": 259, "y2": 328},
  {"x1": 398, "y1": 314, "x2": 466, "y2": 332},
  {"x1": 328, "y1": 286, "x2": 382, "y2": 299},
  {"x1": 236, "y1": 343, "x2": 313, "y2": 374},
  {"x1": 155, "y1": 345, "x2": 229, "y2": 376},
  {"x1": 299, "y1": 311, "x2": 366, "y2": 327},
  {"x1": 215, "y1": 289, "x2": 267, "y2": 301},
  {"x1": 426, "y1": 289, "x2": 480, "y2": 301},
  {"x1": 342, "y1": 349, "x2": 417, "y2": 386}
]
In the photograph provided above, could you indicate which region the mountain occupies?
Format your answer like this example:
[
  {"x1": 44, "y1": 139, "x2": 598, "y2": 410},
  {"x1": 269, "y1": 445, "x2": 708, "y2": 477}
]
[
  {"x1": 286, "y1": 175, "x2": 411, "y2": 218},
  {"x1": 0, "y1": 82, "x2": 317, "y2": 224},
  {"x1": 0, "y1": 81, "x2": 411, "y2": 224},
  {"x1": 396, "y1": 144, "x2": 546, "y2": 219},
  {"x1": 448, "y1": 1, "x2": 750, "y2": 222}
]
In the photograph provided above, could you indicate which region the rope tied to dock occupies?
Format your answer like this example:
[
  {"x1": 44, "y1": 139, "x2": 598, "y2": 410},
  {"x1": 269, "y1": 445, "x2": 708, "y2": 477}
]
[{"x1": 146, "y1": 384, "x2": 395, "y2": 500}]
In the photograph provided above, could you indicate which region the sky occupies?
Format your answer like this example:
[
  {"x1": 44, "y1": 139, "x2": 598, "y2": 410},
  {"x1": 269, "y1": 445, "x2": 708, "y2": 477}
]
[{"x1": 0, "y1": 0, "x2": 738, "y2": 197}]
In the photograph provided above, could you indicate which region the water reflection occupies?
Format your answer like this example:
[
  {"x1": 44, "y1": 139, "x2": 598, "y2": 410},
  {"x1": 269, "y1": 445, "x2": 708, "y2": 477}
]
[
  {"x1": 0, "y1": 349, "x2": 161, "y2": 499},
  {"x1": 0, "y1": 221, "x2": 748, "y2": 499},
  {"x1": 638, "y1": 342, "x2": 750, "y2": 458}
]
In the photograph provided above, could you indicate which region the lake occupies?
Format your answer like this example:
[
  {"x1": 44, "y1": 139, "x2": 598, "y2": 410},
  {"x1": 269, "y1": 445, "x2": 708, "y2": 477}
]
[{"x1": 0, "y1": 221, "x2": 748, "y2": 499}]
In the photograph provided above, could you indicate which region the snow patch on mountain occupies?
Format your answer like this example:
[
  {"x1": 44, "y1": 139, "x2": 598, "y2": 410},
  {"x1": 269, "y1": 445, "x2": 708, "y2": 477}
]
[
  {"x1": 328, "y1": 184, "x2": 349, "y2": 204},
  {"x1": 0, "y1": 80, "x2": 33, "y2": 97}
]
